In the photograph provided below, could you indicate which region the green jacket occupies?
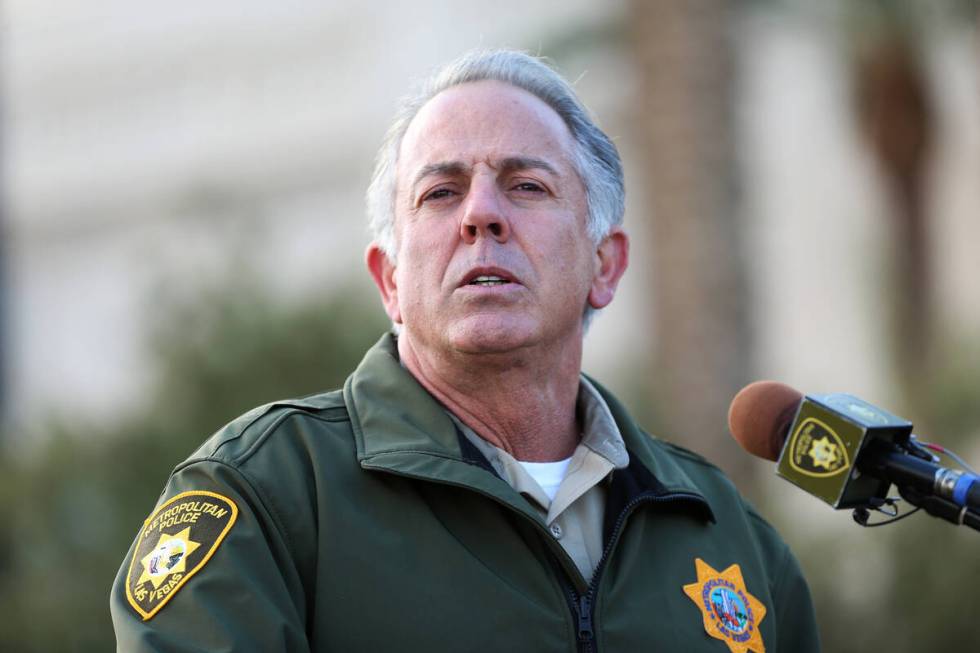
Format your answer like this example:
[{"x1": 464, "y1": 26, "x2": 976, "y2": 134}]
[{"x1": 111, "y1": 334, "x2": 819, "y2": 652}]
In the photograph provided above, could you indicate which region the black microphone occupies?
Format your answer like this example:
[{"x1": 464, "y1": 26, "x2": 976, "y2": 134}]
[{"x1": 728, "y1": 381, "x2": 980, "y2": 530}]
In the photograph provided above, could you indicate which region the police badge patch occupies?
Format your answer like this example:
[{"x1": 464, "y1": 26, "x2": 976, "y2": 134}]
[
  {"x1": 682, "y1": 557, "x2": 767, "y2": 653},
  {"x1": 125, "y1": 490, "x2": 238, "y2": 620}
]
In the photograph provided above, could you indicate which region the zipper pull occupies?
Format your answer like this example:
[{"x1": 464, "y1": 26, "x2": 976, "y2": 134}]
[{"x1": 577, "y1": 595, "x2": 594, "y2": 641}]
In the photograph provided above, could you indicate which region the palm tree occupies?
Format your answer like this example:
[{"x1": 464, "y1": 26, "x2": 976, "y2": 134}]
[{"x1": 628, "y1": 0, "x2": 754, "y2": 485}]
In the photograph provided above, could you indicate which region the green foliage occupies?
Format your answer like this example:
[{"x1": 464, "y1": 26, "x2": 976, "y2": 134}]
[{"x1": 0, "y1": 279, "x2": 387, "y2": 652}]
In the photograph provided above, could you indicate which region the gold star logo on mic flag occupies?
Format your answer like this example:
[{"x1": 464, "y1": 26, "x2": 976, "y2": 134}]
[
  {"x1": 808, "y1": 436, "x2": 841, "y2": 471},
  {"x1": 683, "y1": 557, "x2": 767, "y2": 653}
]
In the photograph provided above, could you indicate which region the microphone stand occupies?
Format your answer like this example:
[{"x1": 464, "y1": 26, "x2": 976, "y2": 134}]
[
  {"x1": 898, "y1": 487, "x2": 980, "y2": 532},
  {"x1": 856, "y1": 439, "x2": 980, "y2": 533}
]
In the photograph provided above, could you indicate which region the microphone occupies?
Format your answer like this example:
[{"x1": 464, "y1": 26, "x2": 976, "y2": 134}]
[{"x1": 729, "y1": 381, "x2": 980, "y2": 530}]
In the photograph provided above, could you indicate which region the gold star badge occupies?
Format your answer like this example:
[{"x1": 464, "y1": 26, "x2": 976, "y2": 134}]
[{"x1": 683, "y1": 558, "x2": 767, "y2": 653}]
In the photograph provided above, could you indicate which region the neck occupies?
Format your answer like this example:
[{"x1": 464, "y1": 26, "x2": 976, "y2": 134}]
[{"x1": 397, "y1": 332, "x2": 582, "y2": 462}]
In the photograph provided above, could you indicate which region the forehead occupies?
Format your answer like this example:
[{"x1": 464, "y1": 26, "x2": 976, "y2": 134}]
[{"x1": 397, "y1": 80, "x2": 577, "y2": 178}]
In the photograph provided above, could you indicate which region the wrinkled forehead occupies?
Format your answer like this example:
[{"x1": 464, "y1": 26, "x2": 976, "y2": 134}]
[{"x1": 396, "y1": 80, "x2": 579, "y2": 186}]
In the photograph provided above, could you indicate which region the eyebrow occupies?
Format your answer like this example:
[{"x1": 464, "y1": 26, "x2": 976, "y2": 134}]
[
  {"x1": 411, "y1": 161, "x2": 467, "y2": 193},
  {"x1": 410, "y1": 156, "x2": 561, "y2": 195}
]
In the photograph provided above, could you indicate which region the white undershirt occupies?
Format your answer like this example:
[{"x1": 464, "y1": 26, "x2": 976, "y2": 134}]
[{"x1": 517, "y1": 456, "x2": 574, "y2": 503}]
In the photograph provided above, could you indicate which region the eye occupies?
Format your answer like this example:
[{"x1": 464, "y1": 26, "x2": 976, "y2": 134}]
[
  {"x1": 511, "y1": 181, "x2": 546, "y2": 193},
  {"x1": 421, "y1": 187, "x2": 458, "y2": 203}
]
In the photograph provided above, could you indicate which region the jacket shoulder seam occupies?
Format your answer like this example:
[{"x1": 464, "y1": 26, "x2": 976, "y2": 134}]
[
  {"x1": 237, "y1": 408, "x2": 351, "y2": 466},
  {"x1": 201, "y1": 404, "x2": 351, "y2": 467},
  {"x1": 360, "y1": 448, "x2": 464, "y2": 464}
]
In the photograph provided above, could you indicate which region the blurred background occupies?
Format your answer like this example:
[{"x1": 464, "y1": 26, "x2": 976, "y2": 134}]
[{"x1": 1, "y1": 0, "x2": 978, "y2": 650}]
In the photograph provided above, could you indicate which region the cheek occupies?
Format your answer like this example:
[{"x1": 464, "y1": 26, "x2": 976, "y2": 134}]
[
  {"x1": 553, "y1": 227, "x2": 594, "y2": 279},
  {"x1": 395, "y1": 223, "x2": 457, "y2": 291},
  {"x1": 401, "y1": 213, "x2": 459, "y2": 252}
]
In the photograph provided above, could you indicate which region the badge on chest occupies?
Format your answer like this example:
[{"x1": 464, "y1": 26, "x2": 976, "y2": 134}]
[{"x1": 682, "y1": 557, "x2": 767, "y2": 653}]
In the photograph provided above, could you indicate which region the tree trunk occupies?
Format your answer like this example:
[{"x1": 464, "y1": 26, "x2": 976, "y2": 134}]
[{"x1": 628, "y1": 0, "x2": 754, "y2": 484}]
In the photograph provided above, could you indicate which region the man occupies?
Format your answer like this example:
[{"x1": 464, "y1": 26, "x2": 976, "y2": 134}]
[{"x1": 111, "y1": 49, "x2": 819, "y2": 652}]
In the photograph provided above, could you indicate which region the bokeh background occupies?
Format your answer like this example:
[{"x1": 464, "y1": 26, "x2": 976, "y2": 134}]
[{"x1": 2, "y1": 1, "x2": 978, "y2": 650}]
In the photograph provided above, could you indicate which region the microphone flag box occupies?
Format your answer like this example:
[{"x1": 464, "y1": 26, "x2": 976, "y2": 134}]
[{"x1": 776, "y1": 393, "x2": 912, "y2": 508}]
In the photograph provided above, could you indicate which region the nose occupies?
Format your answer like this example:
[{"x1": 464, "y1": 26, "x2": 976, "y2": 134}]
[{"x1": 460, "y1": 177, "x2": 510, "y2": 244}]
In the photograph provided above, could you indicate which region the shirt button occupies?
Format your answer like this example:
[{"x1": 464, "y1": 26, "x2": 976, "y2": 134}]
[{"x1": 549, "y1": 523, "x2": 563, "y2": 539}]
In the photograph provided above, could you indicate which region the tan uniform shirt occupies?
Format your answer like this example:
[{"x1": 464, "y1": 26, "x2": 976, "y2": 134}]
[{"x1": 450, "y1": 378, "x2": 630, "y2": 583}]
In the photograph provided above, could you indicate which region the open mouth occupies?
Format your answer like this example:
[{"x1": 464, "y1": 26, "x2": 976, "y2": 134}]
[{"x1": 468, "y1": 275, "x2": 511, "y2": 287}]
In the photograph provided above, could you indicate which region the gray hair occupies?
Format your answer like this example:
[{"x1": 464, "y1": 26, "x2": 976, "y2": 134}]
[{"x1": 366, "y1": 48, "x2": 625, "y2": 259}]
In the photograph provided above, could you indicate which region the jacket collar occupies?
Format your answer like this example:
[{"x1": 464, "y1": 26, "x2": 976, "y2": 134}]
[
  {"x1": 344, "y1": 333, "x2": 713, "y2": 521},
  {"x1": 344, "y1": 333, "x2": 536, "y2": 519}
]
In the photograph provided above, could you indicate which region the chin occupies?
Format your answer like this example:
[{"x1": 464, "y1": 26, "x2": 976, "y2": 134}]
[{"x1": 447, "y1": 316, "x2": 539, "y2": 355}]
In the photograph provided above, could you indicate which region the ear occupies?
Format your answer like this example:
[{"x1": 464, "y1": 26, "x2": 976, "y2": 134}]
[
  {"x1": 588, "y1": 228, "x2": 629, "y2": 310},
  {"x1": 365, "y1": 243, "x2": 403, "y2": 324}
]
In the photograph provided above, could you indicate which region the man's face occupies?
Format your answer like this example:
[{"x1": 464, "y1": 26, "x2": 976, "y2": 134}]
[{"x1": 369, "y1": 80, "x2": 625, "y2": 357}]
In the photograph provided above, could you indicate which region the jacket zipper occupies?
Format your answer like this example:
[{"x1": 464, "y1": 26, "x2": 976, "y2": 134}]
[
  {"x1": 365, "y1": 465, "x2": 708, "y2": 652},
  {"x1": 562, "y1": 491, "x2": 708, "y2": 653},
  {"x1": 576, "y1": 594, "x2": 595, "y2": 652}
]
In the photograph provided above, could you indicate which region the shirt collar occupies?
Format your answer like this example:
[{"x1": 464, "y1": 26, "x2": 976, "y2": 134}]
[
  {"x1": 577, "y1": 377, "x2": 630, "y2": 469},
  {"x1": 448, "y1": 376, "x2": 630, "y2": 471},
  {"x1": 448, "y1": 377, "x2": 630, "y2": 516}
]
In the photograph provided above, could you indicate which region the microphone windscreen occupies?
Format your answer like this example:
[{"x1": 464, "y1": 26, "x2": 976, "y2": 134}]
[{"x1": 728, "y1": 381, "x2": 803, "y2": 462}]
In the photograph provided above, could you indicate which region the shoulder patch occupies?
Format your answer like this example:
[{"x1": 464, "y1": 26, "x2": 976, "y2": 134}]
[{"x1": 125, "y1": 490, "x2": 238, "y2": 620}]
